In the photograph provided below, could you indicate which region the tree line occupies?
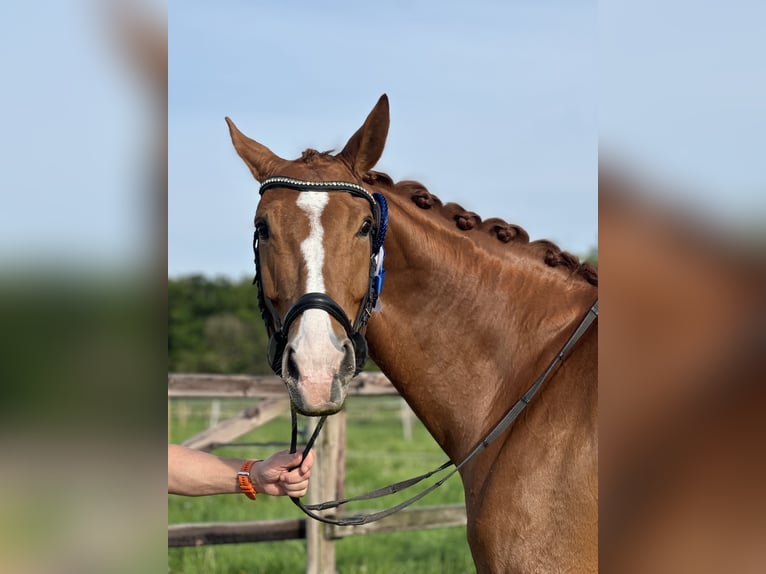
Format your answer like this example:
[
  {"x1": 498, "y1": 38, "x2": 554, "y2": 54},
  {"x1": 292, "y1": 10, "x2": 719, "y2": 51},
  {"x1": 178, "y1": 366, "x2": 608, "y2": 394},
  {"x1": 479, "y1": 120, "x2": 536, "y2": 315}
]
[{"x1": 169, "y1": 275, "x2": 272, "y2": 374}]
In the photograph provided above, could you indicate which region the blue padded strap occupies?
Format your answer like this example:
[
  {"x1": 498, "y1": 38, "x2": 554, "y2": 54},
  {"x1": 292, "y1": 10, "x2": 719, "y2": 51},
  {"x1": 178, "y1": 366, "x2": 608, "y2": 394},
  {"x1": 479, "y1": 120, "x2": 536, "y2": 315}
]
[{"x1": 372, "y1": 192, "x2": 388, "y2": 253}]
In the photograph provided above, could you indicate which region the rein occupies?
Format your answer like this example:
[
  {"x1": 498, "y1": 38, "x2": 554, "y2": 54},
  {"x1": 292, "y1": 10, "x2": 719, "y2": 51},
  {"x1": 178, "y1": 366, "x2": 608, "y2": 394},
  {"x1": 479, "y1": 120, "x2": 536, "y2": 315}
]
[{"x1": 288, "y1": 300, "x2": 599, "y2": 526}]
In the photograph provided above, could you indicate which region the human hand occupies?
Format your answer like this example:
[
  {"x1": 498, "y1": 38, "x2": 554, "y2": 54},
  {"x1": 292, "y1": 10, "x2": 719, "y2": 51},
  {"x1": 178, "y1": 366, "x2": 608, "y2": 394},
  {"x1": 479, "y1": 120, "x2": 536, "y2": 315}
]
[{"x1": 249, "y1": 449, "x2": 316, "y2": 497}]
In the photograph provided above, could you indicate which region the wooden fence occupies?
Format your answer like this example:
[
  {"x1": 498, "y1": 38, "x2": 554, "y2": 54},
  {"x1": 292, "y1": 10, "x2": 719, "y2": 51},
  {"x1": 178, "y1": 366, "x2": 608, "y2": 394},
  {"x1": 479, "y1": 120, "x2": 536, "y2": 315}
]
[{"x1": 168, "y1": 372, "x2": 466, "y2": 574}]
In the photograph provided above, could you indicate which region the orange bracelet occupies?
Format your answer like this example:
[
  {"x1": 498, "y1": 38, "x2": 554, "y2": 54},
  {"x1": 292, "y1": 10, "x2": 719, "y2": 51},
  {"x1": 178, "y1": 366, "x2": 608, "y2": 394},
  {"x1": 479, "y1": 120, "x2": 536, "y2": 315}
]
[{"x1": 237, "y1": 459, "x2": 261, "y2": 500}]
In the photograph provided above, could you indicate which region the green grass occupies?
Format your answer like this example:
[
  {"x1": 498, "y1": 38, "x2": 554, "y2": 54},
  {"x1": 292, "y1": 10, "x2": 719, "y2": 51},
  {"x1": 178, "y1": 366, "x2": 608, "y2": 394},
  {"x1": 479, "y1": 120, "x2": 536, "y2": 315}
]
[{"x1": 169, "y1": 396, "x2": 475, "y2": 573}]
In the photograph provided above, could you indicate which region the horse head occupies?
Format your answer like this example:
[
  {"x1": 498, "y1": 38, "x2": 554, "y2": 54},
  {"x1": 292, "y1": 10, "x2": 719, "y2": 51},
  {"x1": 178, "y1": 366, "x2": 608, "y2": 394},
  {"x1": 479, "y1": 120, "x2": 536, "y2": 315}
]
[{"x1": 226, "y1": 95, "x2": 390, "y2": 415}]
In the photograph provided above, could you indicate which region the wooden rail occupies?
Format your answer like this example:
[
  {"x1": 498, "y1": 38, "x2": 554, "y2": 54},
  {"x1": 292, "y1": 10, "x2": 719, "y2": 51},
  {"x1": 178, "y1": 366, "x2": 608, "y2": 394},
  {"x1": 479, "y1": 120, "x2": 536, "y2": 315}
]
[
  {"x1": 181, "y1": 397, "x2": 290, "y2": 451},
  {"x1": 328, "y1": 503, "x2": 467, "y2": 539},
  {"x1": 169, "y1": 371, "x2": 398, "y2": 398},
  {"x1": 169, "y1": 518, "x2": 306, "y2": 547}
]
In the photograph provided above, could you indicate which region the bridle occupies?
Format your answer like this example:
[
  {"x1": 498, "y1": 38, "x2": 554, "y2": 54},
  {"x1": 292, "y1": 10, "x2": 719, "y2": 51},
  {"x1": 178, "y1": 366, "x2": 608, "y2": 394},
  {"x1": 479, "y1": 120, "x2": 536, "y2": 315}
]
[
  {"x1": 251, "y1": 176, "x2": 598, "y2": 527},
  {"x1": 252, "y1": 176, "x2": 388, "y2": 376}
]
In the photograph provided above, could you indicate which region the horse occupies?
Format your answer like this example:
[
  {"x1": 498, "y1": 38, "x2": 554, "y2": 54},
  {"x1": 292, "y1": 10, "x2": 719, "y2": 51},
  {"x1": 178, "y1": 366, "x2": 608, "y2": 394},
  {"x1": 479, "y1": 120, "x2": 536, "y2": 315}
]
[{"x1": 226, "y1": 95, "x2": 598, "y2": 573}]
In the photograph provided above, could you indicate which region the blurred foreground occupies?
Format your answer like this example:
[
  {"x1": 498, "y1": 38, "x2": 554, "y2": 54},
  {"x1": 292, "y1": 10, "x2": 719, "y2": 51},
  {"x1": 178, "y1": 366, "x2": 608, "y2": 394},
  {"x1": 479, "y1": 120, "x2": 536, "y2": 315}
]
[
  {"x1": 0, "y1": 0, "x2": 167, "y2": 573},
  {"x1": 599, "y1": 167, "x2": 765, "y2": 573}
]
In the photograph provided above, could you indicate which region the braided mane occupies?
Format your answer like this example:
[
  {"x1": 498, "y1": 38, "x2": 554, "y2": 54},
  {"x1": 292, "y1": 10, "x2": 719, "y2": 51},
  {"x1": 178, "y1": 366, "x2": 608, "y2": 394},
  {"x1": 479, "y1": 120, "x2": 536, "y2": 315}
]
[{"x1": 363, "y1": 171, "x2": 598, "y2": 286}]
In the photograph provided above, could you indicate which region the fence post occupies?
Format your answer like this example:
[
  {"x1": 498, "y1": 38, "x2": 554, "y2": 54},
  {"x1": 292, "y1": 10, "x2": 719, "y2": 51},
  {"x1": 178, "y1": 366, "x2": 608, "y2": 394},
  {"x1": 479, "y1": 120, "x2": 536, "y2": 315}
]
[
  {"x1": 400, "y1": 397, "x2": 414, "y2": 441},
  {"x1": 209, "y1": 399, "x2": 221, "y2": 427},
  {"x1": 305, "y1": 410, "x2": 345, "y2": 574}
]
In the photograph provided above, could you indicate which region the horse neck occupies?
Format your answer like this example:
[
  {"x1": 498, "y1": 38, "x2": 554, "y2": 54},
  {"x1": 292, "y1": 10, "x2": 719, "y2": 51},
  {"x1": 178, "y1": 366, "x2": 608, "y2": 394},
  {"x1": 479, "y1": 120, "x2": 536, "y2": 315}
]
[{"x1": 366, "y1": 190, "x2": 597, "y2": 464}]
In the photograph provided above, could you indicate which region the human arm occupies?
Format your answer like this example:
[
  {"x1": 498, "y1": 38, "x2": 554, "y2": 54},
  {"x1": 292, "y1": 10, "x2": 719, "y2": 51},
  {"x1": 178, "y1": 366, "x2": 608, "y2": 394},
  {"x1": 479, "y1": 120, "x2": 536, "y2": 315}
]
[{"x1": 168, "y1": 444, "x2": 315, "y2": 497}]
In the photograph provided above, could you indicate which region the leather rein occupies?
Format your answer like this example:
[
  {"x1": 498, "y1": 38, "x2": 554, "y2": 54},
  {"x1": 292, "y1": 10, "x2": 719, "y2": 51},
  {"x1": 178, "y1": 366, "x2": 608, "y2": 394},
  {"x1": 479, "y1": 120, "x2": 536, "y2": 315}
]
[
  {"x1": 288, "y1": 300, "x2": 598, "y2": 526},
  {"x1": 251, "y1": 176, "x2": 598, "y2": 527}
]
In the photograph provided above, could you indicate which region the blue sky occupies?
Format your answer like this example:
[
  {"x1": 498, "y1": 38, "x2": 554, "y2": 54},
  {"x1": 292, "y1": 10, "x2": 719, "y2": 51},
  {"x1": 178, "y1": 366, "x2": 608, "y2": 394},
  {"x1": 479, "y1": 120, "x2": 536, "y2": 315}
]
[
  {"x1": 169, "y1": 1, "x2": 598, "y2": 278},
  {"x1": 0, "y1": 0, "x2": 153, "y2": 267},
  {"x1": 3, "y1": 1, "x2": 759, "y2": 277},
  {"x1": 600, "y1": 0, "x2": 765, "y2": 217}
]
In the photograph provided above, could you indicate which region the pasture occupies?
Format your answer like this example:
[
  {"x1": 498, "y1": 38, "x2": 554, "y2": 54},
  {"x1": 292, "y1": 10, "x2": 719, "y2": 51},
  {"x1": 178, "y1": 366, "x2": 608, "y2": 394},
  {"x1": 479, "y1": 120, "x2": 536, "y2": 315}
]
[{"x1": 168, "y1": 395, "x2": 474, "y2": 573}]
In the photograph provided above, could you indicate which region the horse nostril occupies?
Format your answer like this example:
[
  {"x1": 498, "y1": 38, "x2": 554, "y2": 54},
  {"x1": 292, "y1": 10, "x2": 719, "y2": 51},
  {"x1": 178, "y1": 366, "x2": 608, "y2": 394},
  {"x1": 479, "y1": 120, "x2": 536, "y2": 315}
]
[{"x1": 286, "y1": 348, "x2": 300, "y2": 381}]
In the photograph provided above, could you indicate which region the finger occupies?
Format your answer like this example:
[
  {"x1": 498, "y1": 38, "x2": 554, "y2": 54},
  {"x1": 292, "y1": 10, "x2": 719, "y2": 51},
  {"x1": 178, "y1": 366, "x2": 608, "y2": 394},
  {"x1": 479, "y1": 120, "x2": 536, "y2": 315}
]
[
  {"x1": 282, "y1": 482, "x2": 308, "y2": 496},
  {"x1": 283, "y1": 467, "x2": 311, "y2": 484},
  {"x1": 280, "y1": 471, "x2": 310, "y2": 488},
  {"x1": 283, "y1": 481, "x2": 309, "y2": 497},
  {"x1": 283, "y1": 477, "x2": 309, "y2": 490},
  {"x1": 300, "y1": 449, "x2": 316, "y2": 473},
  {"x1": 272, "y1": 450, "x2": 304, "y2": 471},
  {"x1": 286, "y1": 487, "x2": 308, "y2": 498}
]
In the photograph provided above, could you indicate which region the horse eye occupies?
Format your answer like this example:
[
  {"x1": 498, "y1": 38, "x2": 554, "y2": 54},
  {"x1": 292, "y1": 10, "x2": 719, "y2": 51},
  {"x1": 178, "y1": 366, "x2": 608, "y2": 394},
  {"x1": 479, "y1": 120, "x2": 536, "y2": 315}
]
[
  {"x1": 358, "y1": 219, "x2": 373, "y2": 237},
  {"x1": 256, "y1": 222, "x2": 270, "y2": 240}
]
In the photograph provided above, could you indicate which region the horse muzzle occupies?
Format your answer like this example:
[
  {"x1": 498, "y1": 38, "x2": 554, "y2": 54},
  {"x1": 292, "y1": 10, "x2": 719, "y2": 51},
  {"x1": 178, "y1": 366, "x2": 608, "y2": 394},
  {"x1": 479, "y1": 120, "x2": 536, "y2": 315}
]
[
  {"x1": 282, "y1": 333, "x2": 357, "y2": 415},
  {"x1": 263, "y1": 292, "x2": 369, "y2": 415}
]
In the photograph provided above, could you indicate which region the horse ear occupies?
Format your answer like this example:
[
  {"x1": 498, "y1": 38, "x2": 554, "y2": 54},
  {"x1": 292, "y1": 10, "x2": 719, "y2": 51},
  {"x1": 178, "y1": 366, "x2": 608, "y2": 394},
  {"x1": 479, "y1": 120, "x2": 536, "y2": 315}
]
[
  {"x1": 339, "y1": 94, "x2": 390, "y2": 176},
  {"x1": 225, "y1": 117, "x2": 282, "y2": 182}
]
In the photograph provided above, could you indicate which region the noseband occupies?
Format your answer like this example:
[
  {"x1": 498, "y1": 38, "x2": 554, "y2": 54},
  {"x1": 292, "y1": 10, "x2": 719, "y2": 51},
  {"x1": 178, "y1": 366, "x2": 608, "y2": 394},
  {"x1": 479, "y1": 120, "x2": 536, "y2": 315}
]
[{"x1": 253, "y1": 176, "x2": 388, "y2": 376}]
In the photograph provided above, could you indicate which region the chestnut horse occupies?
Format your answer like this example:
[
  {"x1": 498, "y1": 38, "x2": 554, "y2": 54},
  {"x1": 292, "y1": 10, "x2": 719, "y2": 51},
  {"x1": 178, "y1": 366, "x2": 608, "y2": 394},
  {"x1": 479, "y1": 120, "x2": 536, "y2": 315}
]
[{"x1": 227, "y1": 95, "x2": 598, "y2": 573}]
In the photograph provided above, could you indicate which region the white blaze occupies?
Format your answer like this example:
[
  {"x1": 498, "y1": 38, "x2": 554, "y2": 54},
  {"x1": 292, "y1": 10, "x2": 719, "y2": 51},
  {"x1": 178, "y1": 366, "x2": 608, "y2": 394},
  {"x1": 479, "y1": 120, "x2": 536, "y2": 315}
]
[
  {"x1": 291, "y1": 193, "x2": 344, "y2": 387},
  {"x1": 297, "y1": 192, "x2": 329, "y2": 293}
]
